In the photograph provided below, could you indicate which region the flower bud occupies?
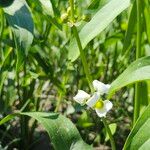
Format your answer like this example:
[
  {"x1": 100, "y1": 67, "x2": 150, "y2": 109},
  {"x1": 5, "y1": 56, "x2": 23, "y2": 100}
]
[
  {"x1": 61, "y1": 13, "x2": 69, "y2": 23},
  {"x1": 82, "y1": 13, "x2": 91, "y2": 22},
  {"x1": 67, "y1": 7, "x2": 71, "y2": 14}
]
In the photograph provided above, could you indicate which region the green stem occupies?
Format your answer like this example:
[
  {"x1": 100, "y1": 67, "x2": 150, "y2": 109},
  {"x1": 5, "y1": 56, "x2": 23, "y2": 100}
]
[
  {"x1": 102, "y1": 118, "x2": 116, "y2": 150},
  {"x1": 69, "y1": 0, "x2": 116, "y2": 149},
  {"x1": 69, "y1": 0, "x2": 75, "y2": 22},
  {"x1": 55, "y1": 92, "x2": 63, "y2": 112},
  {"x1": 72, "y1": 26, "x2": 94, "y2": 92},
  {"x1": 133, "y1": 0, "x2": 142, "y2": 125},
  {"x1": 69, "y1": 0, "x2": 94, "y2": 92}
]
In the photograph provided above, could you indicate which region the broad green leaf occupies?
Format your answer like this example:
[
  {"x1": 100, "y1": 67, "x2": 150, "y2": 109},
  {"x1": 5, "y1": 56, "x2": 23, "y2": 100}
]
[
  {"x1": 3, "y1": 0, "x2": 34, "y2": 71},
  {"x1": 123, "y1": 104, "x2": 150, "y2": 150},
  {"x1": 139, "y1": 139, "x2": 150, "y2": 150},
  {"x1": 0, "y1": 112, "x2": 93, "y2": 150},
  {"x1": 68, "y1": 0, "x2": 130, "y2": 62},
  {"x1": 108, "y1": 56, "x2": 150, "y2": 97}
]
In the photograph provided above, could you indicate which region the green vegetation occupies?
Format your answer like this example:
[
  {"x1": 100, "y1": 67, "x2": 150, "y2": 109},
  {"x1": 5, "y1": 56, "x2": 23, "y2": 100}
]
[{"x1": 0, "y1": 0, "x2": 150, "y2": 149}]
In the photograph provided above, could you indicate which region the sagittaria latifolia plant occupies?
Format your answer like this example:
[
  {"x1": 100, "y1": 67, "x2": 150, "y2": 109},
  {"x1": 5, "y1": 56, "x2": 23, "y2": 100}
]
[{"x1": 0, "y1": 0, "x2": 150, "y2": 150}]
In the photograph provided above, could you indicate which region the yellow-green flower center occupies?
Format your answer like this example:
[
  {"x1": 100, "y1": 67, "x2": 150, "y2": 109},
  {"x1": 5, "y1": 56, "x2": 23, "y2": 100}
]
[{"x1": 94, "y1": 100, "x2": 104, "y2": 109}]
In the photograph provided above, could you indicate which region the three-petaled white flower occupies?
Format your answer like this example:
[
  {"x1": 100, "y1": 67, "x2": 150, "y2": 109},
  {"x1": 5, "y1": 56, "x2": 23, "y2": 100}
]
[{"x1": 73, "y1": 80, "x2": 113, "y2": 117}]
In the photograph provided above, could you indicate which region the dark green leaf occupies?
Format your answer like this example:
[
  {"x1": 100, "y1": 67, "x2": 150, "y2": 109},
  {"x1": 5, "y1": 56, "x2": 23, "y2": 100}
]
[
  {"x1": 3, "y1": 0, "x2": 34, "y2": 71},
  {"x1": 122, "y1": 1, "x2": 136, "y2": 53},
  {"x1": 0, "y1": 112, "x2": 93, "y2": 150}
]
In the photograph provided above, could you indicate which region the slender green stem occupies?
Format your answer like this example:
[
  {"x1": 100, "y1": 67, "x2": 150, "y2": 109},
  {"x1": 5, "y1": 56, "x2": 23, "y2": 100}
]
[
  {"x1": 72, "y1": 26, "x2": 94, "y2": 92},
  {"x1": 55, "y1": 92, "x2": 63, "y2": 112},
  {"x1": 69, "y1": 0, "x2": 75, "y2": 22},
  {"x1": 69, "y1": 0, "x2": 116, "y2": 149},
  {"x1": 133, "y1": 0, "x2": 142, "y2": 125},
  {"x1": 102, "y1": 118, "x2": 116, "y2": 150},
  {"x1": 69, "y1": 0, "x2": 94, "y2": 92}
]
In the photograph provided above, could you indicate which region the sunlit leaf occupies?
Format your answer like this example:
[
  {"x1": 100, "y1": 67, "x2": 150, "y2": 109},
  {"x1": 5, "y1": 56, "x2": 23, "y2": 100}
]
[
  {"x1": 68, "y1": 0, "x2": 130, "y2": 62},
  {"x1": 123, "y1": 104, "x2": 150, "y2": 149},
  {"x1": 108, "y1": 56, "x2": 150, "y2": 97},
  {"x1": 38, "y1": 0, "x2": 54, "y2": 16}
]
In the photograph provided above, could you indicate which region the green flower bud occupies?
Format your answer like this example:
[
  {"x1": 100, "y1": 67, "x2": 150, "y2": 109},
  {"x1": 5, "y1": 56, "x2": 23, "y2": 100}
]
[
  {"x1": 82, "y1": 14, "x2": 91, "y2": 22},
  {"x1": 121, "y1": 22, "x2": 127, "y2": 31},
  {"x1": 67, "y1": 7, "x2": 71, "y2": 14},
  {"x1": 61, "y1": 13, "x2": 69, "y2": 23}
]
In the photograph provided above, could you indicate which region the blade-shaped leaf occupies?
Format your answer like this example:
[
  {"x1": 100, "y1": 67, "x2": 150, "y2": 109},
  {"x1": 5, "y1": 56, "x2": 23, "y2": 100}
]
[
  {"x1": 0, "y1": 113, "x2": 18, "y2": 126},
  {"x1": 3, "y1": 0, "x2": 34, "y2": 71},
  {"x1": 0, "y1": 112, "x2": 93, "y2": 150},
  {"x1": 37, "y1": 0, "x2": 62, "y2": 30},
  {"x1": 122, "y1": 1, "x2": 136, "y2": 53},
  {"x1": 108, "y1": 56, "x2": 150, "y2": 97},
  {"x1": 38, "y1": 0, "x2": 54, "y2": 16},
  {"x1": 68, "y1": 0, "x2": 130, "y2": 62},
  {"x1": 123, "y1": 104, "x2": 150, "y2": 150}
]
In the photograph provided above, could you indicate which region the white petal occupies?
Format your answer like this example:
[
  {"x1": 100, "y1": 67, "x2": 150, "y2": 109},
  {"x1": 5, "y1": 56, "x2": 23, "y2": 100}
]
[
  {"x1": 92, "y1": 80, "x2": 111, "y2": 95},
  {"x1": 86, "y1": 92, "x2": 100, "y2": 107},
  {"x1": 95, "y1": 108, "x2": 107, "y2": 117},
  {"x1": 104, "y1": 100, "x2": 113, "y2": 111},
  {"x1": 73, "y1": 90, "x2": 90, "y2": 104},
  {"x1": 95, "y1": 100, "x2": 113, "y2": 118}
]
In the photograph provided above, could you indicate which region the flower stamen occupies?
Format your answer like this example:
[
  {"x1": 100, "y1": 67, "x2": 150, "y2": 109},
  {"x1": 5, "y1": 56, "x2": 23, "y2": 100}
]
[{"x1": 94, "y1": 100, "x2": 104, "y2": 109}]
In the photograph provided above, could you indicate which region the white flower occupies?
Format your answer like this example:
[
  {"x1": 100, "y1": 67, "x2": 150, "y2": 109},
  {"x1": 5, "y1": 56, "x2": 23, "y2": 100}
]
[
  {"x1": 73, "y1": 90, "x2": 90, "y2": 104},
  {"x1": 95, "y1": 100, "x2": 113, "y2": 117},
  {"x1": 92, "y1": 80, "x2": 110, "y2": 95},
  {"x1": 86, "y1": 92, "x2": 100, "y2": 107},
  {"x1": 73, "y1": 80, "x2": 112, "y2": 117},
  {"x1": 86, "y1": 92, "x2": 113, "y2": 117}
]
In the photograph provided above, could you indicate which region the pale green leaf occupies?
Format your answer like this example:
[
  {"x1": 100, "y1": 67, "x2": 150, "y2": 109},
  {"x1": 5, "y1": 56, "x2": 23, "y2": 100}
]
[
  {"x1": 68, "y1": 0, "x2": 130, "y2": 62},
  {"x1": 123, "y1": 104, "x2": 150, "y2": 150},
  {"x1": 108, "y1": 56, "x2": 150, "y2": 97},
  {"x1": 38, "y1": 0, "x2": 54, "y2": 16}
]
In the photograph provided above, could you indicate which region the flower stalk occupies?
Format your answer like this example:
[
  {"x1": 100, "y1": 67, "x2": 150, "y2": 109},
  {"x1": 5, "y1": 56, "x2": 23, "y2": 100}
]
[
  {"x1": 72, "y1": 26, "x2": 94, "y2": 92},
  {"x1": 69, "y1": 0, "x2": 116, "y2": 149},
  {"x1": 69, "y1": 0, "x2": 94, "y2": 92},
  {"x1": 102, "y1": 118, "x2": 116, "y2": 150}
]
